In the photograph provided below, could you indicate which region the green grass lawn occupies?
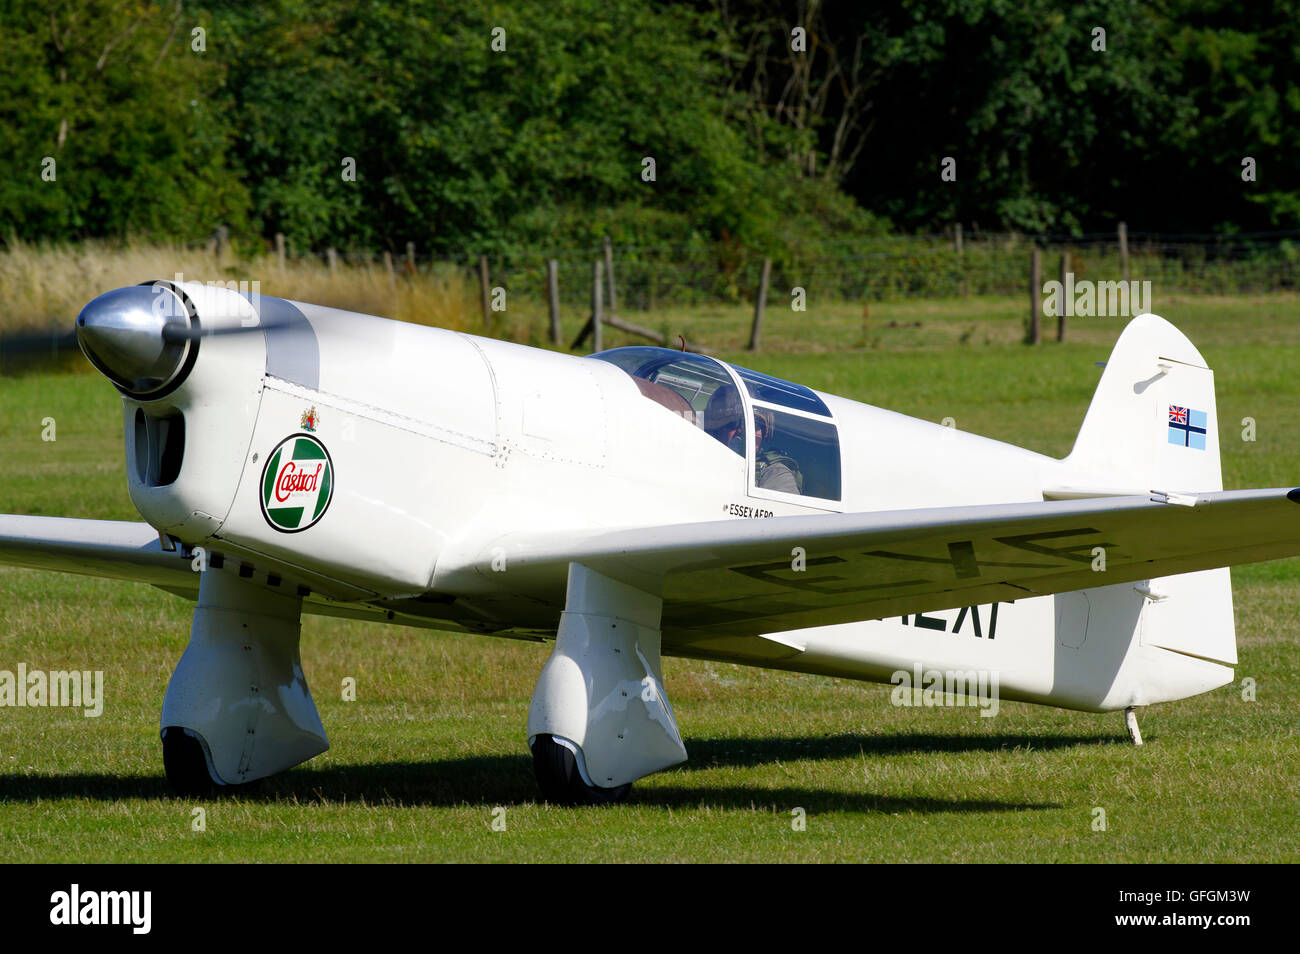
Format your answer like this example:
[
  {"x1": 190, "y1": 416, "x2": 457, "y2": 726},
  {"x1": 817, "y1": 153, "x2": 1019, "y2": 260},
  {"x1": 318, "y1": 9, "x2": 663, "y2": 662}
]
[{"x1": 1, "y1": 294, "x2": 1298, "y2": 862}]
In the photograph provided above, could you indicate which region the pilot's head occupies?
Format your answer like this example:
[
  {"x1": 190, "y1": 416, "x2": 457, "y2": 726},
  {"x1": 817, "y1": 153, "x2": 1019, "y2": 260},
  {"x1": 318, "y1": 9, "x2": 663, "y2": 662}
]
[
  {"x1": 753, "y1": 407, "x2": 775, "y2": 451},
  {"x1": 703, "y1": 385, "x2": 744, "y2": 450},
  {"x1": 704, "y1": 387, "x2": 777, "y2": 453}
]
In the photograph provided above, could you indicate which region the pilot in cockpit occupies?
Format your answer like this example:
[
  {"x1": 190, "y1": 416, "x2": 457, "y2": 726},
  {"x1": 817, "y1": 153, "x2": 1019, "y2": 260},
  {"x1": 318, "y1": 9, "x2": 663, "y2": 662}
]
[{"x1": 702, "y1": 386, "x2": 802, "y2": 493}]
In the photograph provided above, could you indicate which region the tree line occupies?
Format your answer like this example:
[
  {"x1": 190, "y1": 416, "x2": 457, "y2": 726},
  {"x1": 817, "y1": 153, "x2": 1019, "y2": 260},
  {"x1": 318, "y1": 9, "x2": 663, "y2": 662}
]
[{"x1": 2, "y1": 0, "x2": 1295, "y2": 260}]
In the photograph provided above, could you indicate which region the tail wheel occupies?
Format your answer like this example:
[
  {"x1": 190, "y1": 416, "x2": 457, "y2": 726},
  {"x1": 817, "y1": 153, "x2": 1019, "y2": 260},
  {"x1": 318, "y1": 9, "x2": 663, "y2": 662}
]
[{"x1": 530, "y1": 734, "x2": 631, "y2": 805}]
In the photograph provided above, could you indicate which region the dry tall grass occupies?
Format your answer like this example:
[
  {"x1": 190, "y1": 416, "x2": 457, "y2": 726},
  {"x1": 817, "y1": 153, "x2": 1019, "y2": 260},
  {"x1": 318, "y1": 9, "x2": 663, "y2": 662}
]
[{"x1": 0, "y1": 239, "x2": 479, "y2": 334}]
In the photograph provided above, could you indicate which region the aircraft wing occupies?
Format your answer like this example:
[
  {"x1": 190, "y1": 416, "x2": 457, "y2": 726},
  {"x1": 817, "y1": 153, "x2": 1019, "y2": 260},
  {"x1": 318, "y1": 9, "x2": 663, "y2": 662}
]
[
  {"x1": 0, "y1": 515, "x2": 197, "y2": 589},
  {"x1": 0, "y1": 516, "x2": 407, "y2": 627},
  {"x1": 469, "y1": 488, "x2": 1300, "y2": 639}
]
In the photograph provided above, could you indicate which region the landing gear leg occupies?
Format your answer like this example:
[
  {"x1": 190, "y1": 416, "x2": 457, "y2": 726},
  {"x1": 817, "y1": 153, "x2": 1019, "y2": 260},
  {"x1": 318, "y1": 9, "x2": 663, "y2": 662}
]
[
  {"x1": 160, "y1": 567, "x2": 328, "y2": 792},
  {"x1": 1124, "y1": 706, "x2": 1143, "y2": 745},
  {"x1": 527, "y1": 563, "x2": 686, "y2": 805}
]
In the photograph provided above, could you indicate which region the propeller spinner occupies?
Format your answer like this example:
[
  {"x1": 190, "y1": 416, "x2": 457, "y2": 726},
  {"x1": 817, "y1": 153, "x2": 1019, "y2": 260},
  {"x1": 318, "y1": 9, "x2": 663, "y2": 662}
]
[{"x1": 75, "y1": 283, "x2": 198, "y2": 397}]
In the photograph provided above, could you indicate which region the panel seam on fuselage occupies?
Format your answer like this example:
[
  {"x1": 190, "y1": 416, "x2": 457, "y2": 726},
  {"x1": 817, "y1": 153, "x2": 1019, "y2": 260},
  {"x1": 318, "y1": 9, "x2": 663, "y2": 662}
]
[{"x1": 263, "y1": 375, "x2": 496, "y2": 456}]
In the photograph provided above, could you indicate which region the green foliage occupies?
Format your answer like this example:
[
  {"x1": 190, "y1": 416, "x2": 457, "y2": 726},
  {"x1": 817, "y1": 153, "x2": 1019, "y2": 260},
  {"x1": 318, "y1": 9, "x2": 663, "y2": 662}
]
[
  {"x1": 199, "y1": 0, "x2": 879, "y2": 256},
  {"x1": 1164, "y1": 1, "x2": 1300, "y2": 229},
  {"x1": 5, "y1": 0, "x2": 1300, "y2": 249},
  {"x1": 820, "y1": 0, "x2": 1300, "y2": 233},
  {"x1": 834, "y1": 0, "x2": 1190, "y2": 232},
  {"x1": 0, "y1": 0, "x2": 249, "y2": 241}
]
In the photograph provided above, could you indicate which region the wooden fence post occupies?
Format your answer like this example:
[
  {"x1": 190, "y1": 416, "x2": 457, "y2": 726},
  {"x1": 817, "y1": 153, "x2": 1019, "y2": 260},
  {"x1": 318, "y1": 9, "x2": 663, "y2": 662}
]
[
  {"x1": 956, "y1": 223, "x2": 968, "y2": 296},
  {"x1": 591, "y1": 260, "x2": 603, "y2": 353},
  {"x1": 406, "y1": 241, "x2": 416, "y2": 274},
  {"x1": 275, "y1": 232, "x2": 286, "y2": 271},
  {"x1": 383, "y1": 250, "x2": 396, "y2": 290},
  {"x1": 1029, "y1": 247, "x2": 1042, "y2": 345},
  {"x1": 1118, "y1": 221, "x2": 1129, "y2": 282},
  {"x1": 603, "y1": 236, "x2": 617, "y2": 316},
  {"x1": 1058, "y1": 250, "x2": 1069, "y2": 342},
  {"x1": 212, "y1": 225, "x2": 228, "y2": 262},
  {"x1": 478, "y1": 255, "x2": 491, "y2": 328},
  {"x1": 749, "y1": 257, "x2": 771, "y2": 351},
  {"x1": 547, "y1": 259, "x2": 561, "y2": 344},
  {"x1": 326, "y1": 247, "x2": 338, "y2": 273}
]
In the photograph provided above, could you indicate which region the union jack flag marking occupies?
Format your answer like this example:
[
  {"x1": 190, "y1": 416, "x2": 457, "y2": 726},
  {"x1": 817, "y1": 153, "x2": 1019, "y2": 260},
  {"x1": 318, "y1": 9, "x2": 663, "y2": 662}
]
[{"x1": 1168, "y1": 404, "x2": 1207, "y2": 450}]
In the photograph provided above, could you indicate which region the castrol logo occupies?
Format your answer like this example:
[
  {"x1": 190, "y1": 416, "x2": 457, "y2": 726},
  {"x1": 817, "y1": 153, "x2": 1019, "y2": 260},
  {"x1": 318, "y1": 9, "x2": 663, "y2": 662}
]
[{"x1": 259, "y1": 435, "x2": 334, "y2": 532}]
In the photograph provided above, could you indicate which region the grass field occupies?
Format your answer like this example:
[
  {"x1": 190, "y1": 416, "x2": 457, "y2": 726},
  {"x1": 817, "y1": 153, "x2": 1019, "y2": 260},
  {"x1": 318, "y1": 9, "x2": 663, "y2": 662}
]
[{"x1": 1, "y1": 293, "x2": 1298, "y2": 862}]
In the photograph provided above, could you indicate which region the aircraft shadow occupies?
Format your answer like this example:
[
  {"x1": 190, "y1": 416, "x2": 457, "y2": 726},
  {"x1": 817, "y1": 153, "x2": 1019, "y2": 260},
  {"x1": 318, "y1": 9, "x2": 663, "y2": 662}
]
[
  {"x1": 0, "y1": 731, "x2": 1110, "y2": 813},
  {"x1": 681, "y1": 730, "x2": 1124, "y2": 770}
]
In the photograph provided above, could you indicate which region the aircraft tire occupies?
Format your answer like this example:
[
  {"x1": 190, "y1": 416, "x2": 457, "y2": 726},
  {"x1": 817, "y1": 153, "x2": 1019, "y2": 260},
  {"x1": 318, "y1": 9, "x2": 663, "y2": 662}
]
[
  {"x1": 161, "y1": 726, "x2": 254, "y2": 796},
  {"x1": 530, "y1": 733, "x2": 631, "y2": 805}
]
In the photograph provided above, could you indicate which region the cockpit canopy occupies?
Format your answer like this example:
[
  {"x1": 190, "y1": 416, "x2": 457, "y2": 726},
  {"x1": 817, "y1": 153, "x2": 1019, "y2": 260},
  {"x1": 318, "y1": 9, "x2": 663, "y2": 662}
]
[{"x1": 591, "y1": 347, "x2": 842, "y2": 502}]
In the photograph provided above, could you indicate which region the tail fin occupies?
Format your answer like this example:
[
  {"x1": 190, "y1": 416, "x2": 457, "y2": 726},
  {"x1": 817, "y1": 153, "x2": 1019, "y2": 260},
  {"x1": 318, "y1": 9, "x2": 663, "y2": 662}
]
[
  {"x1": 1055, "y1": 314, "x2": 1236, "y2": 707},
  {"x1": 1066, "y1": 312, "x2": 1222, "y2": 494}
]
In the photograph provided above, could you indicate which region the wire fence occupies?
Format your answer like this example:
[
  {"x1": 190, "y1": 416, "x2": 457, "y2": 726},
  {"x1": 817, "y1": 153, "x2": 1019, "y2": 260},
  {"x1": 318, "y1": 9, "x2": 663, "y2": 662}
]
[
  {"x1": 7, "y1": 227, "x2": 1300, "y2": 362},
  {"x1": 318, "y1": 228, "x2": 1300, "y2": 313}
]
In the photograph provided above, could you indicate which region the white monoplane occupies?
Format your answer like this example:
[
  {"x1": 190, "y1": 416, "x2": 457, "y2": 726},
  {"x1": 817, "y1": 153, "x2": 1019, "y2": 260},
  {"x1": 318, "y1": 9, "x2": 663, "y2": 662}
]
[{"x1": 2, "y1": 280, "x2": 1296, "y2": 802}]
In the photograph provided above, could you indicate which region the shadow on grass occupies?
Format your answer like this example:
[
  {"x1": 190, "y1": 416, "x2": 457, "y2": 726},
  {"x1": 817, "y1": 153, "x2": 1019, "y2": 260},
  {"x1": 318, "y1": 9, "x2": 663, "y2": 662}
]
[
  {"x1": 0, "y1": 731, "x2": 1114, "y2": 812},
  {"x1": 681, "y1": 731, "x2": 1123, "y2": 769},
  {"x1": 633, "y1": 787, "x2": 1058, "y2": 814}
]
